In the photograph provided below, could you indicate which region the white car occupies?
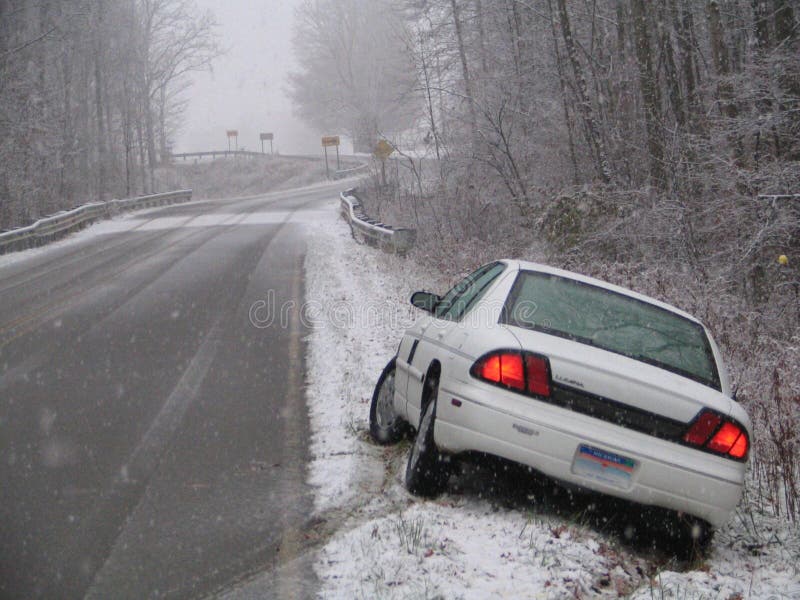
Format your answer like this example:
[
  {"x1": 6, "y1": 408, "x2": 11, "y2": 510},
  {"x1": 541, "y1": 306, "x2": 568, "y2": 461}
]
[{"x1": 369, "y1": 260, "x2": 750, "y2": 545}]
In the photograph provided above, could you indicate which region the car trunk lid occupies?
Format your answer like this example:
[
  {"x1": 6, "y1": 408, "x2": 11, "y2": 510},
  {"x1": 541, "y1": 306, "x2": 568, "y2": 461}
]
[{"x1": 506, "y1": 325, "x2": 733, "y2": 428}]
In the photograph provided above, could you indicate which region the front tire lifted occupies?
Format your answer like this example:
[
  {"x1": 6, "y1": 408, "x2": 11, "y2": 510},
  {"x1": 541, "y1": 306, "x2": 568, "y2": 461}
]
[{"x1": 405, "y1": 377, "x2": 448, "y2": 497}]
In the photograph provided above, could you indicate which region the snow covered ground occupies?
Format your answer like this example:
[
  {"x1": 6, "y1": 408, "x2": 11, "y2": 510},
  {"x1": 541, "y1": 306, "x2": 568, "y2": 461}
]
[{"x1": 303, "y1": 202, "x2": 800, "y2": 599}]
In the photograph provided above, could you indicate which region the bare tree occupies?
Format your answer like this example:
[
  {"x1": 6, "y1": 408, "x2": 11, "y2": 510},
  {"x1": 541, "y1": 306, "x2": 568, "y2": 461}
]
[
  {"x1": 289, "y1": 0, "x2": 417, "y2": 152},
  {"x1": 553, "y1": 0, "x2": 612, "y2": 184},
  {"x1": 0, "y1": 0, "x2": 219, "y2": 228},
  {"x1": 630, "y1": 0, "x2": 665, "y2": 188}
]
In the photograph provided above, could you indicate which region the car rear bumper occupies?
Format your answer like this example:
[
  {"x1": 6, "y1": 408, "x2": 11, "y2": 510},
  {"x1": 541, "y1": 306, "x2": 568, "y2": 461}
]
[{"x1": 435, "y1": 378, "x2": 746, "y2": 528}]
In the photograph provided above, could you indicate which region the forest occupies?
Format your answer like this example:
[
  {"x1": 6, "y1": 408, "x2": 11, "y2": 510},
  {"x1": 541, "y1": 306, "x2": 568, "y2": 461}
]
[
  {"x1": 0, "y1": 0, "x2": 217, "y2": 228},
  {"x1": 291, "y1": 0, "x2": 800, "y2": 524}
]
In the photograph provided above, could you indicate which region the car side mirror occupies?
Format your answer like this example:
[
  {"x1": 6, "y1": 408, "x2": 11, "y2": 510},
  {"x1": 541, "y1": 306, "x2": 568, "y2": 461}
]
[{"x1": 410, "y1": 291, "x2": 439, "y2": 313}]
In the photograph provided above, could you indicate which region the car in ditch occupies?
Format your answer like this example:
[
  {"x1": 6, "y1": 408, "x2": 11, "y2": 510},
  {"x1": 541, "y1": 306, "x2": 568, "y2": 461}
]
[{"x1": 369, "y1": 259, "x2": 751, "y2": 545}]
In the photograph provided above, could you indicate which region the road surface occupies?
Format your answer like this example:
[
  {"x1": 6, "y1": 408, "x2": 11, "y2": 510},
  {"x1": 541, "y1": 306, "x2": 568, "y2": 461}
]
[{"x1": 0, "y1": 183, "x2": 340, "y2": 599}]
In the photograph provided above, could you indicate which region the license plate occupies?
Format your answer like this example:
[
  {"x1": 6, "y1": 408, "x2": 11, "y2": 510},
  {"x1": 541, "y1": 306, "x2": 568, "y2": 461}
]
[{"x1": 571, "y1": 445, "x2": 636, "y2": 490}]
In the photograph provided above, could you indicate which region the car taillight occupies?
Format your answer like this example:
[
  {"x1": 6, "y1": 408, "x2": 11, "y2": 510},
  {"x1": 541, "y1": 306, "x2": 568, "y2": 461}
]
[
  {"x1": 471, "y1": 350, "x2": 551, "y2": 397},
  {"x1": 683, "y1": 409, "x2": 749, "y2": 460},
  {"x1": 525, "y1": 355, "x2": 550, "y2": 397}
]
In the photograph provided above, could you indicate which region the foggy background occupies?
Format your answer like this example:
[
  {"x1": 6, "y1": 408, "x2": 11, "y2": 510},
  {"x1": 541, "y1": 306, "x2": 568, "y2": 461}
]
[{"x1": 177, "y1": 0, "x2": 323, "y2": 156}]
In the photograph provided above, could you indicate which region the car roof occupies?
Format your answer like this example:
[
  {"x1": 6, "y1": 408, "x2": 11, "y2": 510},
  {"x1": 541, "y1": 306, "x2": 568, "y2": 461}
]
[{"x1": 499, "y1": 259, "x2": 702, "y2": 325}]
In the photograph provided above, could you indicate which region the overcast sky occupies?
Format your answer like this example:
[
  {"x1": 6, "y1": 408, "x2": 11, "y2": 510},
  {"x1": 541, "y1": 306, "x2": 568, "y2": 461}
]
[{"x1": 176, "y1": 0, "x2": 321, "y2": 156}]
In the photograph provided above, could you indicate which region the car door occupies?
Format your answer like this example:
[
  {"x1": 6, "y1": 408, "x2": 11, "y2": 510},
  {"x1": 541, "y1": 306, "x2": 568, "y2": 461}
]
[
  {"x1": 394, "y1": 314, "x2": 434, "y2": 413},
  {"x1": 404, "y1": 262, "x2": 507, "y2": 426}
]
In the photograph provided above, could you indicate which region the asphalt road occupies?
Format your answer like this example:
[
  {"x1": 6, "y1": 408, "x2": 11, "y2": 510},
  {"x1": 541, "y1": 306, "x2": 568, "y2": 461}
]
[{"x1": 0, "y1": 183, "x2": 340, "y2": 599}]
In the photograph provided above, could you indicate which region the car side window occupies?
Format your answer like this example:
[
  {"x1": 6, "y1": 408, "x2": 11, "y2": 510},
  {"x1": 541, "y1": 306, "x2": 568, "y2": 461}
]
[
  {"x1": 436, "y1": 262, "x2": 505, "y2": 321},
  {"x1": 434, "y1": 264, "x2": 494, "y2": 319}
]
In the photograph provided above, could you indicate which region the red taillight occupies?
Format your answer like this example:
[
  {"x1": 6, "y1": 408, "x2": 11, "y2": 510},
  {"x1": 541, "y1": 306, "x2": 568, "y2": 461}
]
[
  {"x1": 708, "y1": 422, "x2": 746, "y2": 454},
  {"x1": 477, "y1": 354, "x2": 502, "y2": 383},
  {"x1": 683, "y1": 411, "x2": 722, "y2": 446},
  {"x1": 472, "y1": 351, "x2": 550, "y2": 397},
  {"x1": 729, "y1": 431, "x2": 749, "y2": 459},
  {"x1": 501, "y1": 353, "x2": 525, "y2": 390},
  {"x1": 683, "y1": 409, "x2": 749, "y2": 460},
  {"x1": 525, "y1": 354, "x2": 551, "y2": 397}
]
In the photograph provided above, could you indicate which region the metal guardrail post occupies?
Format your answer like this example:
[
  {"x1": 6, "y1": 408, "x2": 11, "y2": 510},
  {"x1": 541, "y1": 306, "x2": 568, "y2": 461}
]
[{"x1": 339, "y1": 188, "x2": 416, "y2": 256}]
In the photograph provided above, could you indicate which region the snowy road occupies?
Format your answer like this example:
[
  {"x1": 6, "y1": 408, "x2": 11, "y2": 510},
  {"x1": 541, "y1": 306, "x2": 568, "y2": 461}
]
[{"x1": 0, "y1": 184, "x2": 342, "y2": 599}]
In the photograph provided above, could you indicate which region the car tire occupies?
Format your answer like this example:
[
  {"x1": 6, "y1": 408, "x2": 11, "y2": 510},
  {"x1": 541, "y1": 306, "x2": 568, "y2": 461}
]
[
  {"x1": 682, "y1": 518, "x2": 714, "y2": 559},
  {"x1": 369, "y1": 357, "x2": 405, "y2": 445},
  {"x1": 405, "y1": 378, "x2": 448, "y2": 497}
]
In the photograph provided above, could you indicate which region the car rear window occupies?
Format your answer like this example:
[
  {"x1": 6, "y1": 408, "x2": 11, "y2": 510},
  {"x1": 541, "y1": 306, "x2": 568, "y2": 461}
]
[{"x1": 503, "y1": 271, "x2": 720, "y2": 389}]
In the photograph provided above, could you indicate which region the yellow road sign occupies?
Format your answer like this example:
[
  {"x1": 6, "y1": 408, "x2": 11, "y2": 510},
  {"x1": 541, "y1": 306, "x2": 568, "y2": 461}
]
[{"x1": 374, "y1": 139, "x2": 394, "y2": 160}]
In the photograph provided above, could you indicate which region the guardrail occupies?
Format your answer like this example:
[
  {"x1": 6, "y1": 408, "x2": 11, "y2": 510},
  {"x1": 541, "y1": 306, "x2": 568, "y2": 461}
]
[
  {"x1": 170, "y1": 150, "x2": 310, "y2": 161},
  {"x1": 171, "y1": 150, "x2": 369, "y2": 180},
  {"x1": 0, "y1": 189, "x2": 192, "y2": 255},
  {"x1": 339, "y1": 188, "x2": 416, "y2": 256},
  {"x1": 333, "y1": 163, "x2": 369, "y2": 180}
]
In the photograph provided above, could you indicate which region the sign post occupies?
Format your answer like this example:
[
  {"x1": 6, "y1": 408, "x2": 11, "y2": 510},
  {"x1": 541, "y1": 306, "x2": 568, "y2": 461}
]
[
  {"x1": 374, "y1": 139, "x2": 394, "y2": 187},
  {"x1": 321, "y1": 136, "x2": 340, "y2": 179},
  {"x1": 260, "y1": 132, "x2": 274, "y2": 154},
  {"x1": 226, "y1": 130, "x2": 239, "y2": 153}
]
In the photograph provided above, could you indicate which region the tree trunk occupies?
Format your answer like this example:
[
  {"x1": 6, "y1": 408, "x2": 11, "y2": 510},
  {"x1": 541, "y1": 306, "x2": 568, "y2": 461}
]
[
  {"x1": 677, "y1": 0, "x2": 701, "y2": 124},
  {"x1": 708, "y1": 0, "x2": 743, "y2": 162},
  {"x1": 661, "y1": 2, "x2": 686, "y2": 128},
  {"x1": 94, "y1": 0, "x2": 107, "y2": 199},
  {"x1": 449, "y1": 0, "x2": 478, "y2": 147},
  {"x1": 418, "y1": 30, "x2": 442, "y2": 165},
  {"x1": 136, "y1": 110, "x2": 148, "y2": 194},
  {"x1": 548, "y1": 0, "x2": 579, "y2": 183},
  {"x1": 159, "y1": 84, "x2": 168, "y2": 159},
  {"x1": 554, "y1": 0, "x2": 612, "y2": 184},
  {"x1": 78, "y1": 50, "x2": 92, "y2": 200},
  {"x1": 752, "y1": 0, "x2": 771, "y2": 49},
  {"x1": 60, "y1": 29, "x2": 74, "y2": 205},
  {"x1": 475, "y1": 0, "x2": 488, "y2": 76},
  {"x1": 631, "y1": 0, "x2": 665, "y2": 188},
  {"x1": 774, "y1": 0, "x2": 797, "y2": 45},
  {"x1": 708, "y1": 0, "x2": 738, "y2": 120}
]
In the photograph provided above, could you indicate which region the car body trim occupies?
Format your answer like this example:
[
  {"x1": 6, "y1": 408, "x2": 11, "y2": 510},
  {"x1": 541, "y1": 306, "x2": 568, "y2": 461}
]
[{"x1": 548, "y1": 382, "x2": 688, "y2": 441}]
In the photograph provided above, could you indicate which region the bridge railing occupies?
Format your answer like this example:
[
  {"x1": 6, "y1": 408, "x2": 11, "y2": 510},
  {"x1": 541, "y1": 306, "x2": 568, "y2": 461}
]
[
  {"x1": 339, "y1": 188, "x2": 416, "y2": 256},
  {"x1": 170, "y1": 150, "x2": 296, "y2": 161},
  {"x1": 0, "y1": 190, "x2": 192, "y2": 255},
  {"x1": 170, "y1": 150, "x2": 369, "y2": 181}
]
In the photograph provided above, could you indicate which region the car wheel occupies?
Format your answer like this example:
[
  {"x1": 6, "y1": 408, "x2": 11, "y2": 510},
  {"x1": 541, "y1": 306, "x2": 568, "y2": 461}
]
[
  {"x1": 405, "y1": 378, "x2": 448, "y2": 497},
  {"x1": 682, "y1": 517, "x2": 714, "y2": 559},
  {"x1": 369, "y1": 357, "x2": 405, "y2": 445}
]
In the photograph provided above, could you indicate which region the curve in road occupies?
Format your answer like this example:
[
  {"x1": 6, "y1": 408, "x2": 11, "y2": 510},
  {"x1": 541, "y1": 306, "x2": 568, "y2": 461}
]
[{"x1": 0, "y1": 183, "x2": 341, "y2": 599}]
